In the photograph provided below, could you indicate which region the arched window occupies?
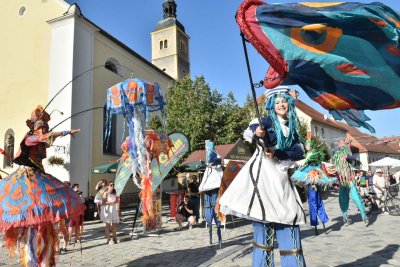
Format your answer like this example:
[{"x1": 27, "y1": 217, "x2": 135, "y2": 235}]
[
  {"x1": 180, "y1": 41, "x2": 186, "y2": 53},
  {"x1": 159, "y1": 40, "x2": 163, "y2": 50},
  {"x1": 105, "y1": 57, "x2": 123, "y2": 76},
  {"x1": 3, "y1": 129, "x2": 15, "y2": 168},
  {"x1": 18, "y1": 6, "x2": 26, "y2": 16},
  {"x1": 164, "y1": 39, "x2": 168, "y2": 49}
]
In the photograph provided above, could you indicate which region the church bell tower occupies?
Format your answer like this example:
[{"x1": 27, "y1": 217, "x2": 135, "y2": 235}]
[{"x1": 151, "y1": 0, "x2": 190, "y2": 80}]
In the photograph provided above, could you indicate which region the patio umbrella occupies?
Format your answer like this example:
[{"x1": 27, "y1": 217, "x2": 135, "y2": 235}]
[
  {"x1": 390, "y1": 162, "x2": 400, "y2": 173},
  {"x1": 369, "y1": 157, "x2": 400, "y2": 167},
  {"x1": 92, "y1": 162, "x2": 119, "y2": 173}
]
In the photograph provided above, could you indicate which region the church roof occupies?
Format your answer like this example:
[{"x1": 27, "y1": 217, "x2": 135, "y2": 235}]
[{"x1": 155, "y1": 17, "x2": 185, "y2": 32}]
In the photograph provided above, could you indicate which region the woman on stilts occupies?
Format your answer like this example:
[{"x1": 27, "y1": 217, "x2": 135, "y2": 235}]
[
  {"x1": 198, "y1": 138, "x2": 223, "y2": 248},
  {"x1": 220, "y1": 87, "x2": 306, "y2": 267}
]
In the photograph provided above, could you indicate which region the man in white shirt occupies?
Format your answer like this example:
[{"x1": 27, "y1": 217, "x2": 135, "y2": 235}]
[{"x1": 373, "y1": 169, "x2": 387, "y2": 213}]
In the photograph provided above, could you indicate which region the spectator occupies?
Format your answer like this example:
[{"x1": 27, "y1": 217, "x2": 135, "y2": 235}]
[
  {"x1": 68, "y1": 184, "x2": 85, "y2": 244},
  {"x1": 94, "y1": 179, "x2": 108, "y2": 218},
  {"x1": 373, "y1": 169, "x2": 388, "y2": 214},
  {"x1": 389, "y1": 174, "x2": 397, "y2": 185},
  {"x1": 358, "y1": 171, "x2": 368, "y2": 196},
  {"x1": 100, "y1": 181, "x2": 119, "y2": 244},
  {"x1": 175, "y1": 195, "x2": 196, "y2": 230},
  {"x1": 187, "y1": 175, "x2": 200, "y2": 223},
  {"x1": 366, "y1": 170, "x2": 373, "y2": 192}
]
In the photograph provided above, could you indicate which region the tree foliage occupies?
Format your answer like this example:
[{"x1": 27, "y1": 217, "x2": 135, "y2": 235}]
[{"x1": 164, "y1": 76, "x2": 252, "y2": 151}]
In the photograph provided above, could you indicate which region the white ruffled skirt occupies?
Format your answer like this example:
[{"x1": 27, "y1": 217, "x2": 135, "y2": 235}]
[{"x1": 219, "y1": 146, "x2": 305, "y2": 225}]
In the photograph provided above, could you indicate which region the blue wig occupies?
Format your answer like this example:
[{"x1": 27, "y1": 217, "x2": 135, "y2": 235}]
[{"x1": 265, "y1": 93, "x2": 300, "y2": 150}]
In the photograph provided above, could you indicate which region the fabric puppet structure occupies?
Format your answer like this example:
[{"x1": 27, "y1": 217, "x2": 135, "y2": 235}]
[
  {"x1": 237, "y1": 0, "x2": 400, "y2": 133},
  {"x1": 0, "y1": 106, "x2": 85, "y2": 266},
  {"x1": 105, "y1": 78, "x2": 168, "y2": 224},
  {"x1": 332, "y1": 138, "x2": 368, "y2": 226}
]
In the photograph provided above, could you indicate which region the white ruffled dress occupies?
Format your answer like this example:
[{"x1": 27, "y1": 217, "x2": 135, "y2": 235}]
[{"x1": 219, "y1": 119, "x2": 305, "y2": 225}]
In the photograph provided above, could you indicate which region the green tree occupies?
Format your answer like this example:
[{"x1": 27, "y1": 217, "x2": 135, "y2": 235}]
[{"x1": 165, "y1": 75, "x2": 214, "y2": 151}]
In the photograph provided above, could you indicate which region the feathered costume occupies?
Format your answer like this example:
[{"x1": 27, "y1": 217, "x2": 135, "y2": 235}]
[
  {"x1": 291, "y1": 134, "x2": 336, "y2": 233},
  {"x1": 333, "y1": 138, "x2": 368, "y2": 226},
  {"x1": 0, "y1": 106, "x2": 85, "y2": 266},
  {"x1": 219, "y1": 87, "x2": 306, "y2": 267},
  {"x1": 198, "y1": 140, "x2": 222, "y2": 247}
]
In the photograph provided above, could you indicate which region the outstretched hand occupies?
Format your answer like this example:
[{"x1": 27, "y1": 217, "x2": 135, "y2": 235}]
[{"x1": 70, "y1": 129, "x2": 80, "y2": 137}]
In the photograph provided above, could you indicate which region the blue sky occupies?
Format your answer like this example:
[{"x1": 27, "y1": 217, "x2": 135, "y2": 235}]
[{"x1": 66, "y1": 0, "x2": 400, "y2": 138}]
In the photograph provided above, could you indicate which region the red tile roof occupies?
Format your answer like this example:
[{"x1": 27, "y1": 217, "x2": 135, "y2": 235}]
[
  {"x1": 295, "y1": 100, "x2": 348, "y2": 131},
  {"x1": 182, "y1": 144, "x2": 235, "y2": 164},
  {"x1": 337, "y1": 123, "x2": 400, "y2": 154}
]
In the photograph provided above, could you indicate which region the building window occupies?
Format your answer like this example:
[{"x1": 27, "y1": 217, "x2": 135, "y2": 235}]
[
  {"x1": 314, "y1": 126, "x2": 318, "y2": 137},
  {"x1": 18, "y1": 6, "x2": 26, "y2": 16},
  {"x1": 105, "y1": 57, "x2": 123, "y2": 76},
  {"x1": 321, "y1": 128, "x2": 325, "y2": 139},
  {"x1": 103, "y1": 106, "x2": 117, "y2": 155},
  {"x1": 180, "y1": 41, "x2": 186, "y2": 53},
  {"x1": 3, "y1": 130, "x2": 15, "y2": 168},
  {"x1": 164, "y1": 39, "x2": 168, "y2": 49},
  {"x1": 159, "y1": 40, "x2": 163, "y2": 49}
]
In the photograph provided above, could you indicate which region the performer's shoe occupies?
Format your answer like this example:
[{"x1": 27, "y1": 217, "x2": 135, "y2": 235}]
[
  {"x1": 217, "y1": 227, "x2": 222, "y2": 249},
  {"x1": 344, "y1": 218, "x2": 352, "y2": 226}
]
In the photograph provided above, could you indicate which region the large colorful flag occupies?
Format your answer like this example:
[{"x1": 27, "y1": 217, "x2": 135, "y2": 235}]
[{"x1": 237, "y1": 0, "x2": 400, "y2": 132}]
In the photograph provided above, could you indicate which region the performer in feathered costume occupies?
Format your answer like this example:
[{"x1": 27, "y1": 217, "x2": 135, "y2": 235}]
[
  {"x1": 0, "y1": 105, "x2": 84, "y2": 266},
  {"x1": 198, "y1": 138, "x2": 223, "y2": 248},
  {"x1": 291, "y1": 133, "x2": 337, "y2": 235},
  {"x1": 220, "y1": 87, "x2": 306, "y2": 267},
  {"x1": 333, "y1": 138, "x2": 368, "y2": 227}
]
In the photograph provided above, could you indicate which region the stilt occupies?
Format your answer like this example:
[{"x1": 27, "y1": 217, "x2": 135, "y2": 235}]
[
  {"x1": 314, "y1": 226, "x2": 318, "y2": 236},
  {"x1": 209, "y1": 226, "x2": 213, "y2": 245},
  {"x1": 217, "y1": 226, "x2": 222, "y2": 249}
]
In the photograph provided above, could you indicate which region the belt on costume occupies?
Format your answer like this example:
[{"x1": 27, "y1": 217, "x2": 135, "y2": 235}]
[
  {"x1": 253, "y1": 241, "x2": 303, "y2": 255},
  {"x1": 279, "y1": 249, "x2": 303, "y2": 256},
  {"x1": 203, "y1": 206, "x2": 215, "y2": 209},
  {"x1": 252, "y1": 241, "x2": 274, "y2": 252}
]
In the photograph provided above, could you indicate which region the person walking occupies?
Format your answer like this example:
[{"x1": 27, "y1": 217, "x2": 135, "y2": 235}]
[{"x1": 373, "y1": 169, "x2": 388, "y2": 214}]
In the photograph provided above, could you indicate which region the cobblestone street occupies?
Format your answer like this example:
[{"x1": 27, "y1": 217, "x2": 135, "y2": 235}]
[{"x1": 1, "y1": 191, "x2": 399, "y2": 267}]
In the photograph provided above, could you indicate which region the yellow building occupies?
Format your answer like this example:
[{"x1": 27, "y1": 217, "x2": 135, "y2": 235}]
[{"x1": 0, "y1": 1, "x2": 189, "y2": 196}]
